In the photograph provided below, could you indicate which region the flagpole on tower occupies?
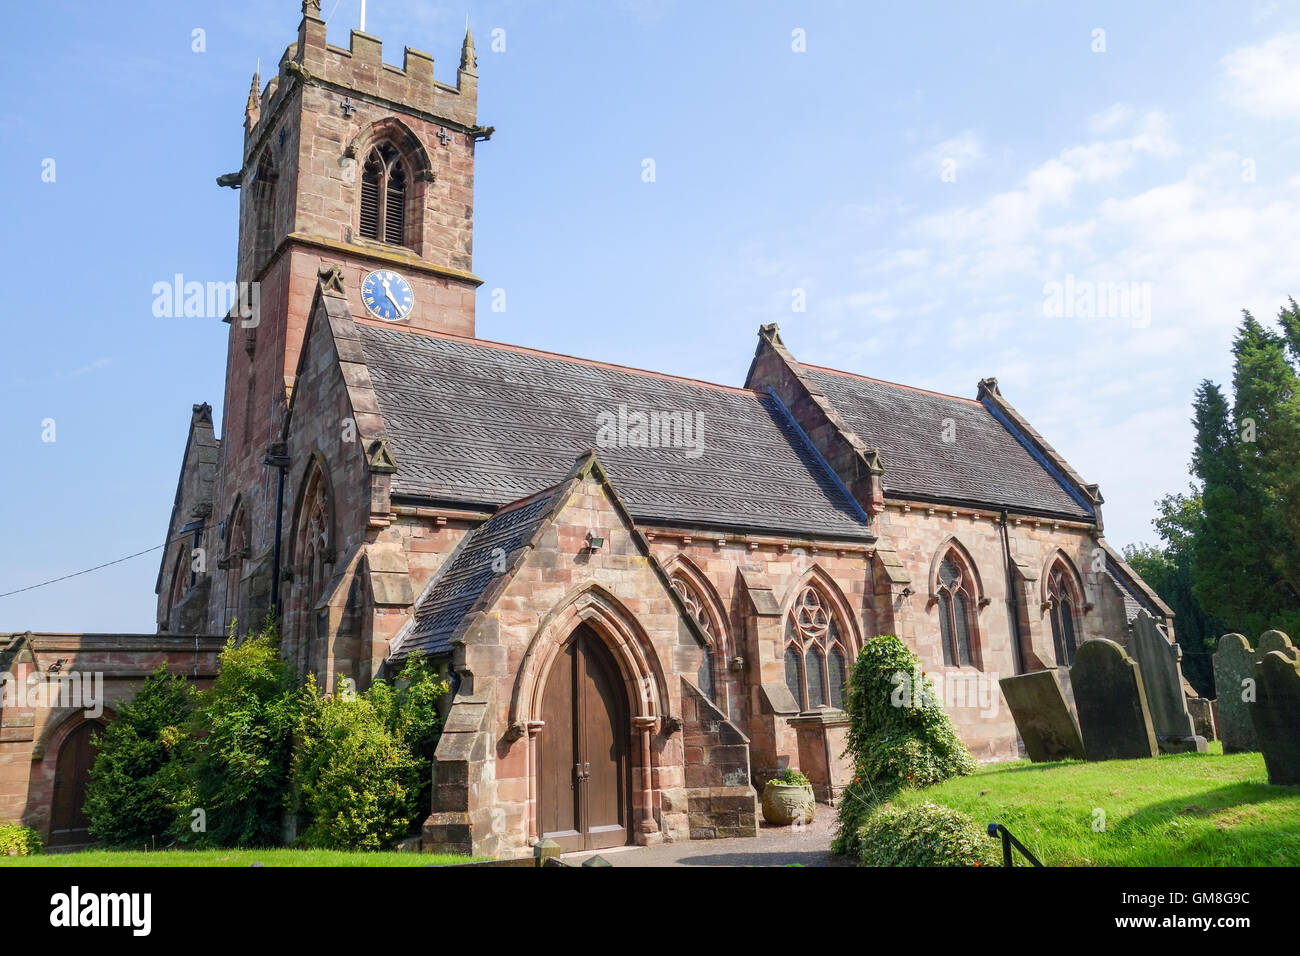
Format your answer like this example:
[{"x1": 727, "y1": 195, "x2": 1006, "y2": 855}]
[{"x1": 360, "y1": 0, "x2": 367, "y2": 32}]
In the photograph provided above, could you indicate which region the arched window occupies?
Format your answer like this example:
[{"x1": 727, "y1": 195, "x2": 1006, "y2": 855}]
[
  {"x1": 360, "y1": 143, "x2": 408, "y2": 246},
  {"x1": 935, "y1": 553, "x2": 977, "y2": 667},
  {"x1": 167, "y1": 548, "x2": 188, "y2": 624},
  {"x1": 671, "y1": 573, "x2": 718, "y2": 702},
  {"x1": 294, "y1": 465, "x2": 333, "y2": 676},
  {"x1": 224, "y1": 504, "x2": 249, "y2": 634},
  {"x1": 251, "y1": 149, "x2": 277, "y2": 264},
  {"x1": 783, "y1": 585, "x2": 849, "y2": 710},
  {"x1": 1047, "y1": 563, "x2": 1081, "y2": 666}
]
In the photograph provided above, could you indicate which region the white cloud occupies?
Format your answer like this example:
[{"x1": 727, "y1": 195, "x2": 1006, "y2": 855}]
[
  {"x1": 1088, "y1": 102, "x2": 1135, "y2": 135},
  {"x1": 1221, "y1": 33, "x2": 1300, "y2": 118},
  {"x1": 799, "y1": 99, "x2": 1300, "y2": 547},
  {"x1": 914, "y1": 130, "x2": 984, "y2": 178},
  {"x1": 914, "y1": 111, "x2": 1178, "y2": 249}
]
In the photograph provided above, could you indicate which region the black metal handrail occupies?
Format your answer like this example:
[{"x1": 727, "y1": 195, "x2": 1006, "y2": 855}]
[{"x1": 987, "y1": 822, "x2": 1043, "y2": 867}]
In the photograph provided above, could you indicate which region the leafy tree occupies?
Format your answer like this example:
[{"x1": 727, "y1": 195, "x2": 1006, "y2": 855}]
[
  {"x1": 290, "y1": 679, "x2": 417, "y2": 850},
  {"x1": 289, "y1": 654, "x2": 449, "y2": 850},
  {"x1": 1146, "y1": 303, "x2": 1300, "y2": 643},
  {"x1": 366, "y1": 651, "x2": 449, "y2": 821},
  {"x1": 832, "y1": 635, "x2": 976, "y2": 856},
  {"x1": 186, "y1": 623, "x2": 301, "y2": 847},
  {"x1": 83, "y1": 665, "x2": 195, "y2": 846}
]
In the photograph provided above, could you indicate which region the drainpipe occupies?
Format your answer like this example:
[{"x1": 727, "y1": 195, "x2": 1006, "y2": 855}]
[
  {"x1": 1000, "y1": 509, "x2": 1025, "y2": 675},
  {"x1": 264, "y1": 442, "x2": 291, "y2": 621}
]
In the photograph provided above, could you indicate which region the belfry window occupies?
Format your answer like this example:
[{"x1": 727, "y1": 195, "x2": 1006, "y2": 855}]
[
  {"x1": 251, "y1": 149, "x2": 277, "y2": 265},
  {"x1": 1047, "y1": 564, "x2": 1080, "y2": 666},
  {"x1": 783, "y1": 585, "x2": 848, "y2": 710},
  {"x1": 359, "y1": 143, "x2": 408, "y2": 246},
  {"x1": 935, "y1": 554, "x2": 977, "y2": 668}
]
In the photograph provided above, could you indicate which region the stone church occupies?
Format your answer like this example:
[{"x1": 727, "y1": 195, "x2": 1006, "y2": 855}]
[{"x1": 140, "y1": 3, "x2": 1171, "y2": 857}]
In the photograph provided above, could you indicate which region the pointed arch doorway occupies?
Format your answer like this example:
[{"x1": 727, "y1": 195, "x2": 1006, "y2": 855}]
[
  {"x1": 49, "y1": 721, "x2": 100, "y2": 847},
  {"x1": 538, "y1": 624, "x2": 632, "y2": 852}
]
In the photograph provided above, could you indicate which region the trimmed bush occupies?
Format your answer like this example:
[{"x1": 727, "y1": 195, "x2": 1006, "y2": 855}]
[
  {"x1": 833, "y1": 635, "x2": 977, "y2": 856},
  {"x1": 0, "y1": 822, "x2": 42, "y2": 856},
  {"x1": 365, "y1": 652, "x2": 449, "y2": 822},
  {"x1": 290, "y1": 653, "x2": 450, "y2": 850},
  {"x1": 290, "y1": 681, "x2": 417, "y2": 850},
  {"x1": 84, "y1": 665, "x2": 195, "y2": 846},
  {"x1": 187, "y1": 624, "x2": 302, "y2": 847},
  {"x1": 857, "y1": 802, "x2": 996, "y2": 867}
]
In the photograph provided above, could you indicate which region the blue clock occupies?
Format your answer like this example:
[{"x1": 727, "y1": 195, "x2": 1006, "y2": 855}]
[{"x1": 360, "y1": 269, "x2": 415, "y2": 322}]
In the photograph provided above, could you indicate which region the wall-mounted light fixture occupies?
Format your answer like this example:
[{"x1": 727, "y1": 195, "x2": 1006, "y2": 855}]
[
  {"x1": 585, "y1": 530, "x2": 605, "y2": 552},
  {"x1": 900, "y1": 587, "x2": 915, "y2": 599}
]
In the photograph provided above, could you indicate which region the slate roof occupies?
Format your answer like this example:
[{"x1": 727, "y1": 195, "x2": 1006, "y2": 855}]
[
  {"x1": 358, "y1": 325, "x2": 873, "y2": 540},
  {"x1": 1104, "y1": 559, "x2": 1157, "y2": 624},
  {"x1": 399, "y1": 487, "x2": 558, "y2": 658},
  {"x1": 803, "y1": 367, "x2": 1093, "y2": 520}
]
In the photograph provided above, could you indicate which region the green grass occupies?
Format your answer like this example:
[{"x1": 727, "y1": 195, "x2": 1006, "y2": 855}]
[
  {"x1": 0, "y1": 848, "x2": 470, "y2": 867},
  {"x1": 887, "y1": 743, "x2": 1300, "y2": 866}
]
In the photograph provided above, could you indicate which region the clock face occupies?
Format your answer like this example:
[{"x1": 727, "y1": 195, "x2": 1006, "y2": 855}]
[{"x1": 360, "y1": 269, "x2": 415, "y2": 322}]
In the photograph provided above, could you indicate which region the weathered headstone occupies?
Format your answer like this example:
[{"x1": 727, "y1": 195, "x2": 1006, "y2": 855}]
[
  {"x1": 1186, "y1": 697, "x2": 1216, "y2": 742},
  {"x1": 1251, "y1": 651, "x2": 1300, "y2": 785},
  {"x1": 1212, "y1": 633, "x2": 1258, "y2": 753},
  {"x1": 1128, "y1": 612, "x2": 1207, "y2": 753},
  {"x1": 1258, "y1": 630, "x2": 1297, "y2": 661},
  {"x1": 998, "y1": 670, "x2": 1085, "y2": 762},
  {"x1": 1070, "y1": 638, "x2": 1159, "y2": 761}
]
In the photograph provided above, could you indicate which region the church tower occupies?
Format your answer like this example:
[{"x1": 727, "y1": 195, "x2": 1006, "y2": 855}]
[{"x1": 197, "y1": 0, "x2": 489, "y2": 633}]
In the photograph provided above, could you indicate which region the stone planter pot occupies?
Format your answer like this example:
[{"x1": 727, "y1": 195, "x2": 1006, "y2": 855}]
[{"x1": 761, "y1": 780, "x2": 815, "y2": 825}]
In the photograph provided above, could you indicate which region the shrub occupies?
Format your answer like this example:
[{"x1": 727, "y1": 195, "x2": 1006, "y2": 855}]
[
  {"x1": 857, "y1": 802, "x2": 996, "y2": 867},
  {"x1": 0, "y1": 822, "x2": 42, "y2": 856},
  {"x1": 833, "y1": 635, "x2": 977, "y2": 856},
  {"x1": 772, "y1": 767, "x2": 812, "y2": 787},
  {"x1": 365, "y1": 652, "x2": 450, "y2": 822},
  {"x1": 187, "y1": 623, "x2": 302, "y2": 847},
  {"x1": 84, "y1": 665, "x2": 195, "y2": 846},
  {"x1": 290, "y1": 654, "x2": 450, "y2": 849},
  {"x1": 290, "y1": 679, "x2": 418, "y2": 850}
]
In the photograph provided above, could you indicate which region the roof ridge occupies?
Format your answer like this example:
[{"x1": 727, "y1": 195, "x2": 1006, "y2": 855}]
[
  {"x1": 489, "y1": 483, "x2": 559, "y2": 518},
  {"x1": 803, "y1": 362, "x2": 982, "y2": 406},
  {"x1": 355, "y1": 317, "x2": 755, "y2": 396}
]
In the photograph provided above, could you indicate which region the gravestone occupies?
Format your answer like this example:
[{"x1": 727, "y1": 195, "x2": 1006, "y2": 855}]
[
  {"x1": 1128, "y1": 612, "x2": 1206, "y2": 753},
  {"x1": 1213, "y1": 634, "x2": 1258, "y2": 753},
  {"x1": 998, "y1": 670, "x2": 1085, "y2": 762},
  {"x1": 1251, "y1": 651, "x2": 1300, "y2": 785},
  {"x1": 1258, "y1": 630, "x2": 1297, "y2": 661},
  {"x1": 1185, "y1": 697, "x2": 1216, "y2": 742},
  {"x1": 1070, "y1": 638, "x2": 1159, "y2": 761}
]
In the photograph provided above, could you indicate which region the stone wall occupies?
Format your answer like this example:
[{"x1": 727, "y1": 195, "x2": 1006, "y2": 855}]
[
  {"x1": 0, "y1": 633, "x2": 224, "y2": 841},
  {"x1": 679, "y1": 678, "x2": 757, "y2": 839}
]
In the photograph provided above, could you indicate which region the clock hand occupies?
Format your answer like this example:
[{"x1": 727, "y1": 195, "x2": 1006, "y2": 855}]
[{"x1": 379, "y1": 278, "x2": 401, "y2": 311}]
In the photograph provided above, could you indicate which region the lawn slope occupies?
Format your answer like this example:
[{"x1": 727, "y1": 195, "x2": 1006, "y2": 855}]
[{"x1": 888, "y1": 747, "x2": 1299, "y2": 866}]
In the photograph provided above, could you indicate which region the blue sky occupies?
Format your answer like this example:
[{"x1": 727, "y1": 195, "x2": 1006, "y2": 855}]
[{"x1": 3, "y1": 0, "x2": 1299, "y2": 631}]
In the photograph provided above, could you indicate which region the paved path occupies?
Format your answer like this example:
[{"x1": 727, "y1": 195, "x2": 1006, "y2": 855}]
[{"x1": 564, "y1": 813, "x2": 853, "y2": 867}]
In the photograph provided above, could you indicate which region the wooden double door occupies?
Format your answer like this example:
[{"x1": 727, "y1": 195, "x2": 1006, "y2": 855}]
[
  {"x1": 49, "y1": 721, "x2": 99, "y2": 847},
  {"x1": 539, "y1": 626, "x2": 632, "y2": 852}
]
